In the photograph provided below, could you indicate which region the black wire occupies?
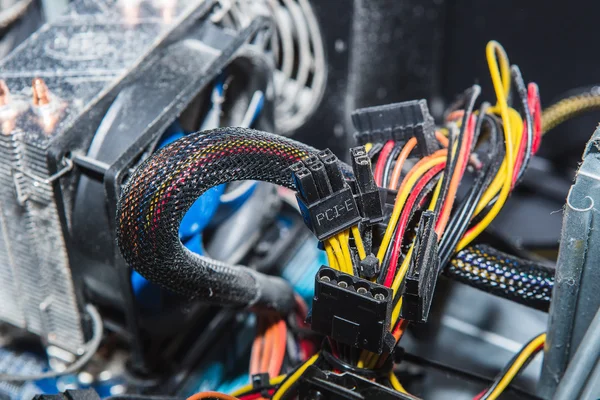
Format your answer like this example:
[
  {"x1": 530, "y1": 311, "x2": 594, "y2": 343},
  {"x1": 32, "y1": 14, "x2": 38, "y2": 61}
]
[
  {"x1": 471, "y1": 67, "x2": 535, "y2": 220},
  {"x1": 433, "y1": 85, "x2": 481, "y2": 219},
  {"x1": 377, "y1": 223, "x2": 399, "y2": 285},
  {"x1": 382, "y1": 144, "x2": 402, "y2": 188},
  {"x1": 479, "y1": 335, "x2": 545, "y2": 400},
  {"x1": 437, "y1": 113, "x2": 505, "y2": 268},
  {"x1": 511, "y1": 65, "x2": 534, "y2": 183},
  {"x1": 368, "y1": 142, "x2": 384, "y2": 158},
  {"x1": 399, "y1": 352, "x2": 542, "y2": 400},
  {"x1": 471, "y1": 101, "x2": 492, "y2": 146},
  {"x1": 437, "y1": 112, "x2": 501, "y2": 265}
]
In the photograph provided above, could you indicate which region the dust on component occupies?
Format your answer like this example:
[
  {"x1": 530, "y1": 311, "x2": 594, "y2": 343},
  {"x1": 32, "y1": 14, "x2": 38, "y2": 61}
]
[
  {"x1": 358, "y1": 254, "x2": 380, "y2": 280},
  {"x1": 0, "y1": 80, "x2": 10, "y2": 107},
  {"x1": 292, "y1": 151, "x2": 361, "y2": 240},
  {"x1": 310, "y1": 267, "x2": 395, "y2": 354},
  {"x1": 350, "y1": 146, "x2": 384, "y2": 225},
  {"x1": 31, "y1": 78, "x2": 50, "y2": 107},
  {"x1": 0, "y1": 0, "x2": 218, "y2": 357},
  {"x1": 400, "y1": 211, "x2": 439, "y2": 323},
  {"x1": 0, "y1": 79, "x2": 27, "y2": 135},
  {"x1": 352, "y1": 99, "x2": 438, "y2": 157}
]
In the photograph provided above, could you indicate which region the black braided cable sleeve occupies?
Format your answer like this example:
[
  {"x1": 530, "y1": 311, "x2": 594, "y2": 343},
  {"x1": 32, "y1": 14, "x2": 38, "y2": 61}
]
[
  {"x1": 116, "y1": 127, "x2": 328, "y2": 314},
  {"x1": 445, "y1": 245, "x2": 554, "y2": 311}
]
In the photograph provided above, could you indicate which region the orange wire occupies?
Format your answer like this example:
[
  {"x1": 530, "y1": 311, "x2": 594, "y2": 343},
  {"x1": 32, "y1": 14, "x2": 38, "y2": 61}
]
[
  {"x1": 437, "y1": 129, "x2": 481, "y2": 169},
  {"x1": 269, "y1": 318, "x2": 288, "y2": 377},
  {"x1": 250, "y1": 316, "x2": 265, "y2": 376},
  {"x1": 259, "y1": 316, "x2": 277, "y2": 374},
  {"x1": 389, "y1": 137, "x2": 418, "y2": 190},
  {"x1": 435, "y1": 131, "x2": 449, "y2": 147},
  {"x1": 397, "y1": 148, "x2": 448, "y2": 193},
  {"x1": 187, "y1": 392, "x2": 238, "y2": 400},
  {"x1": 446, "y1": 109, "x2": 465, "y2": 122},
  {"x1": 435, "y1": 116, "x2": 474, "y2": 235}
]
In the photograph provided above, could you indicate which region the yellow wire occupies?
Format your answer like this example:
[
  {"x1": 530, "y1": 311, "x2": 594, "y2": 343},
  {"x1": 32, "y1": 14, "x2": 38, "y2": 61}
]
[
  {"x1": 272, "y1": 354, "x2": 320, "y2": 400},
  {"x1": 428, "y1": 176, "x2": 444, "y2": 211},
  {"x1": 473, "y1": 108, "x2": 523, "y2": 215},
  {"x1": 391, "y1": 246, "x2": 414, "y2": 297},
  {"x1": 329, "y1": 237, "x2": 347, "y2": 274},
  {"x1": 389, "y1": 371, "x2": 408, "y2": 394},
  {"x1": 362, "y1": 187, "x2": 442, "y2": 368},
  {"x1": 324, "y1": 242, "x2": 338, "y2": 270},
  {"x1": 457, "y1": 41, "x2": 515, "y2": 251},
  {"x1": 339, "y1": 231, "x2": 354, "y2": 275},
  {"x1": 230, "y1": 374, "x2": 287, "y2": 397},
  {"x1": 376, "y1": 156, "x2": 446, "y2": 263},
  {"x1": 352, "y1": 226, "x2": 367, "y2": 260},
  {"x1": 357, "y1": 350, "x2": 371, "y2": 369},
  {"x1": 486, "y1": 333, "x2": 546, "y2": 400}
]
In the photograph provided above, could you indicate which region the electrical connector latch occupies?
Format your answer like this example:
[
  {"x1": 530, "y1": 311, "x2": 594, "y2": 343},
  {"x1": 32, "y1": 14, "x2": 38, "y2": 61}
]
[
  {"x1": 350, "y1": 146, "x2": 384, "y2": 224},
  {"x1": 400, "y1": 211, "x2": 440, "y2": 323},
  {"x1": 310, "y1": 266, "x2": 395, "y2": 353}
]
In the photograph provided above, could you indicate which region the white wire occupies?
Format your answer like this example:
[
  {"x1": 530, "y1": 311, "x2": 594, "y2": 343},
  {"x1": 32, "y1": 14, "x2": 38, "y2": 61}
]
[
  {"x1": 0, "y1": 304, "x2": 103, "y2": 382},
  {"x1": 240, "y1": 91, "x2": 264, "y2": 128},
  {"x1": 281, "y1": 0, "x2": 326, "y2": 130},
  {"x1": 266, "y1": 0, "x2": 295, "y2": 80},
  {"x1": 279, "y1": 0, "x2": 311, "y2": 112}
]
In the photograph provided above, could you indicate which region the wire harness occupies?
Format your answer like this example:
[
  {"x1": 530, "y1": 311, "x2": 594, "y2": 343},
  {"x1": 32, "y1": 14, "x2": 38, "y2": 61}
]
[
  {"x1": 117, "y1": 127, "x2": 328, "y2": 313},
  {"x1": 125, "y1": 40, "x2": 550, "y2": 400}
]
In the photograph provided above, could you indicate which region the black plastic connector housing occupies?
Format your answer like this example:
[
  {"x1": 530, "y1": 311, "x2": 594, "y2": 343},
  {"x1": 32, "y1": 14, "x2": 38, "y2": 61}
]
[
  {"x1": 400, "y1": 211, "x2": 440, "y2": 323},
  {"x1": 350, "y1": 146, "x2": 384, "y2": 224},
  {"x1": 292, "y1": 151, "x2": 361, "y2": 240},
  {"x1": 311, "y1": 266, "x2": 395, "y2": 353},
  {"x1": 359, "y1": 254, "x2": 380, "y2": 279},
  {"x1": 351, "y1": 99, "x2": 438, "y2": 157},
  {"x1": 298, "y1": 366, "x2": 420, "y2": 400}
]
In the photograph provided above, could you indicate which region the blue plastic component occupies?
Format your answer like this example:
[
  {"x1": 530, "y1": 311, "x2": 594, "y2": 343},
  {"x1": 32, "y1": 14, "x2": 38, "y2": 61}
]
[
  {"x1": 217, "y1": 374, "x2": 249, "y2": 396},
  {"x1": 157, "y1": 121, "x2": 185, "y2": 148},
  {"x1": 131, "y1": 121, "x2": 224, "y2": 305},
  {"x1": 0, "y1": 348, "x2": 124, "y2": 399},
  {"x1": 180, "y1": 315, "x2": 256, "y2": 397},
  {"x1": 130, "y1": 270, "x2": 162, "y2": 310},
  {"x1": 282, "y1": 236, "x2": 327, "y2": 305},
  {"x1": 180, "y1": 185, "x2": 225, "y2": 241}
]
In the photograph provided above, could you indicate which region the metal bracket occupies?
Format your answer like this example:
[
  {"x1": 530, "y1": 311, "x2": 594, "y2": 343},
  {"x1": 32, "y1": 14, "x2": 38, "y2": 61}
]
[
  {"x1": 12, "y1": 158, "x2": 74, "y2": 185},
  {"x1": 11, "y1": 158, "x2": 74, "y2": 204}
]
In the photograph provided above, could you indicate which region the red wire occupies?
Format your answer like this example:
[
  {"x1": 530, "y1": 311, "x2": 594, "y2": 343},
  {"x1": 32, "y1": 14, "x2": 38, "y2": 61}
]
[
  {"x1": 374, "y1": 140, "x2": 395, "y2": 186},
  {"x1": 435, "y1": 115, "x2": 475, "y2": 234},
  {"x1": 383, "y1": 162, "x2": 446, "y2": 287},
  {"x1": 512, "y1": 122, "x2": 528, "y2": 186},
  {"x1": 472, "y1": 389, "x2": 486, "y2": 400},
  {"x1": 472, "y1": 342, "x2": 545, "y2": 400},
  {"x1": 512, "y1": 83, "x2": 542, "y2": 186},
  {"x1": 529, "y1": 83, "x2": 542, "y2": 154}
]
